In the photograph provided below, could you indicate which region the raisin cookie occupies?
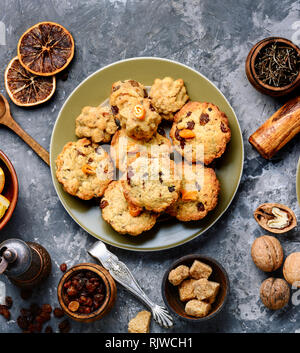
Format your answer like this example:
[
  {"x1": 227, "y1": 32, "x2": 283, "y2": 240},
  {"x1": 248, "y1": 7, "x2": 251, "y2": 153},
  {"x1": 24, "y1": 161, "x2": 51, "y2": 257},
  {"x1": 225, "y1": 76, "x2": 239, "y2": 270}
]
[
  {"x1": 166, "y1": 163, "x2": 220, "y2": 221},
  {"x1": 119, "y1": 97, "x2": 162, "y2": 140},
  {"x1": 110, "y1": 129, "x2": 172, "y2": 172},
  {"x1": 149, "y1": 77, "x2": 189, "y2": 121},
  {"x1": 121, "y1": 156, "x2": 181, "y2": 213},
  {"x1": 75, "y1": 106, "x2": 118, "y2": 143},
  {"x1": 109, "y1": 79, "x2": 147, "y2": 118},
  {"x1": 55, "y1": 138, "x2": 114, "y2": 200},
  {"x1": 100, "y1": 181, "x2": 158, "y2": 236},
  {"x1": 170, "y1": 101, "x2": 231, "y2": 165}
]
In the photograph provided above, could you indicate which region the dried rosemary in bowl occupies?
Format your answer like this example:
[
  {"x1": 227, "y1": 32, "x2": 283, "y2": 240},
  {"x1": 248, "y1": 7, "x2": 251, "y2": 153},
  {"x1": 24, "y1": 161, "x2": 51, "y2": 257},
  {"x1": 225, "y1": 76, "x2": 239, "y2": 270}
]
[{"x1": 254, "y1": 42, "x2": 300, "y2": 87}]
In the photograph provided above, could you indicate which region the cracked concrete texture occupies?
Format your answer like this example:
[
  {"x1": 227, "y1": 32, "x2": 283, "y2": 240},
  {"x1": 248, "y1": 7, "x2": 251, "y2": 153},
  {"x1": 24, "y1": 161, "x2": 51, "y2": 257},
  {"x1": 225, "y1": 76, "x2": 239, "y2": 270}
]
[{"x1": 0, "y1": 0, "x2": 299, "y2": 333}]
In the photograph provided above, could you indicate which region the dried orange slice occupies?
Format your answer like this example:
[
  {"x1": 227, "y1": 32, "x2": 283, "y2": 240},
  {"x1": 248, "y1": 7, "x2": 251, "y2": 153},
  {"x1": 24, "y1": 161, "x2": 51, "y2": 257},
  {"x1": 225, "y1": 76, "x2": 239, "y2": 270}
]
[
  {"x1": 133, "y1": 104, "x2": 146, "y2": 120},
  {"x1": 0, "y1": 167, "x2": 5, "y2": 194},
  {"x1": 0, "y1": 195, "x2": 10, "y2": 220},
  {"x1": 17, "y1": 22, "x2": 74, "y2": 76},
  {"x1": 4, "y1": 56, "x2": 56, "y2": 107}
]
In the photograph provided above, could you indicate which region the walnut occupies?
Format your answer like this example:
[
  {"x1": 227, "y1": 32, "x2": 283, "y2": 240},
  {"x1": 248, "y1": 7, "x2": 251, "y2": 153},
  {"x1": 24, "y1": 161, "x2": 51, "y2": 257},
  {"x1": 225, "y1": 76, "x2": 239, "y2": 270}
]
[
  {"x1": 260, "y1": 278, "x2": 290, "y2": 310},
  {"x1": 283, "y1": 252, "x2": 300, "y2": 286},
  {"x1": 254, "y1": 203, "x2": 297, "y2": 234},
  {"x1": 251, "y1": 235, "x2": 283, "y2": 272}
]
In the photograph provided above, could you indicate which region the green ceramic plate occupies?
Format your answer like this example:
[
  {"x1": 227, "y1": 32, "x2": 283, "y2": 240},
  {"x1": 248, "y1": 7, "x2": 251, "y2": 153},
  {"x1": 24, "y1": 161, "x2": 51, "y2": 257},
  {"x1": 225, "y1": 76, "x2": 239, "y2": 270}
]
[
  {"x1": 297, "y1": 158, "x2": 300, "y2": 206},
  {"x1": 50, "y1": 57, "x2": 244, "y2": 251}
]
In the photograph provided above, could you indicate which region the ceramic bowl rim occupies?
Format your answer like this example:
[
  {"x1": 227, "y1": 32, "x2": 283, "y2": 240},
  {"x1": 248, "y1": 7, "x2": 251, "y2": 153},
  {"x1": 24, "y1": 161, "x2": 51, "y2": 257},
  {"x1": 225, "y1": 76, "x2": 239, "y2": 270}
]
[{"x1": 0, "y1": 150, "x2": 18, "y2": 230}]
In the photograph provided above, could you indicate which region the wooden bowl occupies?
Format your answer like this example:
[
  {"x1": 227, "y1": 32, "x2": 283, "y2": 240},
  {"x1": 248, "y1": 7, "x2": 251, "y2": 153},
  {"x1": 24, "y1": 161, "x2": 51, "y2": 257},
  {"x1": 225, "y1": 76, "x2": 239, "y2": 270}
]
[
  {"x1": 57, "y1": 263, "x2": 117, "y2": 323},
  {"x1": 245, "y1": 37, "x2": 300, "y2": 96},
  {"x1": 162, "y1": 255, "x2": 229, "y2": 322},
  {"x1": 0, "y1": 150, "x2": 18, "y2": 230}
]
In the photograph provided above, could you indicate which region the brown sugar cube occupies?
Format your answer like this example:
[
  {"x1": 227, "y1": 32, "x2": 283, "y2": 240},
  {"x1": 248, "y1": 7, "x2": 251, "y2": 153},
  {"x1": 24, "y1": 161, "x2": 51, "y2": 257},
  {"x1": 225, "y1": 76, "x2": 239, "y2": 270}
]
[
  {"x1": 178, "y1": 279, "x2": 197, "y2": 302},
  {"x1": 168, "y1": 265, "x2": 190, "y2": 286},
  {"x1": 185, "y1": 299, "x2": 211, "y2": 318},
  {"x1": 193, "y1": 278, "x2": 220, "y2": 301},
  {"x1": 128, "y1": 311, "x2": 151, "y2": 333},
  {"x1": 189, "y1": 260, "x2": 212, "y2": 280}
]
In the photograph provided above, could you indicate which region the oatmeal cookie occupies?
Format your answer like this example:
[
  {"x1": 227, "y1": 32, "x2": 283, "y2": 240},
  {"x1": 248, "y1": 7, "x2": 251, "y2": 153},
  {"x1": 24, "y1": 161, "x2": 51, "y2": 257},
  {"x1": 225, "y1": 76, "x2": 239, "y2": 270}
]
[
  {"x1": 100, "y1": 181, "x2": 158, "y2": 236},
  {"x1": 109, "y1": 79, "x2": 147, "y2": 118},
  {"x1": 110, "y1": 129, "x2": 172, "y2": 172},
  {"x1": 170, "y1": 101, "x2": 231, "y2": 165},
  {"x1": 55, "y1": 138, "x2": 114, "y2": 200},
  {"x1": 75, "y1": 106, "x2": 118, "y2": 143},
  {"x1": 119, "y1": 97, "x2": 162, "y2": 140},
  {"x1": 149, "y1": 77, "x2": 189, "y2": 121},
  {"x1": 121, "y1": 156, "x2": 181, "y2": 213},
  {"x1": 166, "y1": 163, "x2": 220, "y2": 221}
]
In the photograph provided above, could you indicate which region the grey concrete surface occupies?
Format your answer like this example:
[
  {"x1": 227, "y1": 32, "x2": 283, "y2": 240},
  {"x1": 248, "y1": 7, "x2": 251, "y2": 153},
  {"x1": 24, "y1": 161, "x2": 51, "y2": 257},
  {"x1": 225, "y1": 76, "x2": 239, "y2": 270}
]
[{"x1": 0, "y1": 0, "x2": 299, "y2": 333}]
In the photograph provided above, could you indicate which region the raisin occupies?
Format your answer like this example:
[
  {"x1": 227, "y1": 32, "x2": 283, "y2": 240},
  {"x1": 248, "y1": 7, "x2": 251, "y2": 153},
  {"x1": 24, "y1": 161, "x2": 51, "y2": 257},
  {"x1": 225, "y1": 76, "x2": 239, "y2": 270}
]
[
  {"x1": 67, "y1": 286, "x2": 77, "y2": 297},
  {"x1": 220, "y1": 122, "x2": 229, "y2": 133},
  {"x1": 129, "y1": 80, "x2": 139, "y2": 87},
  {"x1": 186, "y1": 111, "x2": 192, "y2": 117},
  {"x1": 175, "y1": 128, "x2": 185, "y2": 149},
  {"x1": 59, "y1": 319, "x2": 70, "y2": 333},
  {"x1": 159, "y1": 171, "x2": 163, "y2": 184},
  {"x1": 115, "y1": 118, "x2": 121, "y2": 129},
  {"x1": 88, "y1": 157, "x2": 94, "y2": 163},
  {"x1": 157, "y1": 125, "x2": 166, "y2": 136},
  {"x1": 1, "y1": 307, "x2": 10, "y2": 320},
  {"x1": 100, "y1": 200, "x2": 109, "y2": 209},
  {"x1": 143, "y1": 89, "x2": 148, "y2": 98},
  {"x1": 42, "y1": 304, "x2": 52, "y2": 313},
  {"x1": 186, "y1": 121, "x2": 195, "y2": 129},
  {"x1": 200, "y1": 113, "x2": 209, "y2": 125},
  {"x1": 168, "y1": 186, "x2": 175, "y2": 192},
  {"x1": 29, "y1": 303, "x2": 41, "y2": 317},
  {"x1": 20, "y1": 288, "x2": 33, "y2": 300},
  {"x1": 5, "y1": 296, "x2": 13, "y2": 309},
  {"x1": 111, "y1": 105, "x2": 119, "y2": 115},
  {"x1": 60, "y1": 263, "x2": 67, "y2": 272},
  {"x1": 17, "y1": 316, "x2": 29, "y2": 330},
  {"x1": 197, "y1": 202, "x2": 205, "y2": 212},
  {"x1": 53, "y1": 307, "x2": 64, "y2": 318},
  {"x1": 149, "y1": 103, "x2": 156, "y2": 111},
  {"x1": 208, "y1": 107, "x2": 212, "y2": 111},
  {"x1": 45, "y1": 326, "x2": 53, "y2": 333},
  {"x1": 112, "y1": 85, "x2": 120, "y2": 92}
]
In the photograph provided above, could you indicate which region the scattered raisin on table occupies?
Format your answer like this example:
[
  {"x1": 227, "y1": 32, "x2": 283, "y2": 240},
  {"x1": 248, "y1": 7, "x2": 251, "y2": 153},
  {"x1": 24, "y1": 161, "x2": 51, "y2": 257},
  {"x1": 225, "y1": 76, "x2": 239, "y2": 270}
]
[
  {"x1": 45, "y1": 326, "x2": 53, "y2": 333},
  {"x1": 58, "y1": 319, "x2": 70, "y2": 333},
  {"x1": 5, "y1": 296, "x2": 13, "y2": 309},
  {"x1": 20, "y1": 288, "x2": 33, "y2": 300},
  {"x1": 60, "y1": 263, "x2": 67, "y2": 272},
  {"x1": 53, "y1": 307, "x2": 64, "y2": 318}
]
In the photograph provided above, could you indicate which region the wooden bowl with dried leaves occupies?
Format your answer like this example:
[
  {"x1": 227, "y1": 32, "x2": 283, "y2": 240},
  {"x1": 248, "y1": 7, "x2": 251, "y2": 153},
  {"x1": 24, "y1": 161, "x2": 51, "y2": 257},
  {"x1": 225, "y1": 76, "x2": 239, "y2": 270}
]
[
  {"x1": 254, "y1": 203, "x2": 297, "y2": 234},
  {"x1": 245, "y1": 37, "x2": 300, "y2": 97}
]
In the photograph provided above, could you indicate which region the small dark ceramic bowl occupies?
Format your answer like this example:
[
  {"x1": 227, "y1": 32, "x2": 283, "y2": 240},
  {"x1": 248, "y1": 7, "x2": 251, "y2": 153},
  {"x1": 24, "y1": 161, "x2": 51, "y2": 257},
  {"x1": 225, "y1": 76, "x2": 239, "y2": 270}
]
[
  {"x1": 245, "y1": 37, "x2": 300, "y2": 96},
  {"x1": 57, "y1": 263, "x2": 117, "y2": 323},
  {"x1": 0, "y1": 150, "x2": 18, "y2": 231},
  {"x1": 162, "y1": 254, "x2": 229, "y2": 322}
]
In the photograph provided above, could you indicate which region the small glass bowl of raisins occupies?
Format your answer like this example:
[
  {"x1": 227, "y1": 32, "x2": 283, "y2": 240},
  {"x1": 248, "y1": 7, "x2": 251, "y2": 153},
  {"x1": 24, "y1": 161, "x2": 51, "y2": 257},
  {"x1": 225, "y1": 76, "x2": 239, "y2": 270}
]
[{"x1": 57, "y1": 263, "x2": 117, "y2": 322}]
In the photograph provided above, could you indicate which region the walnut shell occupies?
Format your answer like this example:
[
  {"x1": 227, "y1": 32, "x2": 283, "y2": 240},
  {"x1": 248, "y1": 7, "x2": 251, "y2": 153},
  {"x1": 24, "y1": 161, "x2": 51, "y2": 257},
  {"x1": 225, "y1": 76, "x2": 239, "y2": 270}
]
[
  {"x1": 260, "y1": 278, "x2": 290, "y2": 310},
  {"x1": 254, "y1": 203, "x2": 297, "y2": 234},
  {"x1": 283, "y1": 252, "x2": 300, "y2": 286},
  {"x1": 251, "y1": 235, "x2": 283, "y2": 272}
]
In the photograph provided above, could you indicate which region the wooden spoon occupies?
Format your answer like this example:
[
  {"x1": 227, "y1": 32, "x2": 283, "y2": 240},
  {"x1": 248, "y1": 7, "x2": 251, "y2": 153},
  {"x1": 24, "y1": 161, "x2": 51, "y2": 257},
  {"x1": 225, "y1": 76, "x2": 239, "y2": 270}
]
[{"x1": 0, "y1": 93, "x2": 50, "y2": 165}]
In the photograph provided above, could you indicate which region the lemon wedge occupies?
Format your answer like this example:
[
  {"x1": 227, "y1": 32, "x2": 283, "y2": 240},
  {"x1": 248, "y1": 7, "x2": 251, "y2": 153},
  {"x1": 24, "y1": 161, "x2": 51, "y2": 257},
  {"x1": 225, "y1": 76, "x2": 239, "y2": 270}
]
[
  {"x1": 0, "y1": 195, "x2": 10, "y2": 220},
  {"x1": 0, "y1": 167, "x2": 5, "y2": 194}
]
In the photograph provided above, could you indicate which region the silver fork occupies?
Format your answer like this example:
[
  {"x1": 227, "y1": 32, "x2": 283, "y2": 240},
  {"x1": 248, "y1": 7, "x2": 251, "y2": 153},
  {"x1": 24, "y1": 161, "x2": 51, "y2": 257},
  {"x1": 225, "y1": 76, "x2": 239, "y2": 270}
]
[{"x1": 88, "y1": 241, "x2": 173, "y2": 328}]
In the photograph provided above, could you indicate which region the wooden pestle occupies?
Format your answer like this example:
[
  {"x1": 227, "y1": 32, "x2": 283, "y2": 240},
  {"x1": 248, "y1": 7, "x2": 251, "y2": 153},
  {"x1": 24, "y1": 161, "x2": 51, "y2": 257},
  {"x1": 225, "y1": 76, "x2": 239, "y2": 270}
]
[{"x1": 249, "y1": 96, "x2": 300, "y2": 159}]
